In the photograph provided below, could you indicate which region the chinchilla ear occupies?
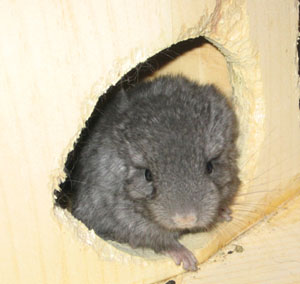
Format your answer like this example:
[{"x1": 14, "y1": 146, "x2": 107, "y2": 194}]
[
  {"x1": 205, "y1": 132, "x2": 225, "y2": 159},
  {"x1": 204, "y1": 94, "x2": 233, "y2": 159},
  {"x1": 126, "y1": 141, "x2": 147, "y2": 168}
]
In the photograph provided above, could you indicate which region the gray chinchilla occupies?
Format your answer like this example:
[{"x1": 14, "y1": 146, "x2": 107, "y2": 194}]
[{"x1": 55, "y1": 75, "x2": 240, "y2": 271}]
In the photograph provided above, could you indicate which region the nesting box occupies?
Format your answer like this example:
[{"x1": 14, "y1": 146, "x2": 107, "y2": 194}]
[{"x1": 1, "y1": 1, "x2": 299, "y2": 283}]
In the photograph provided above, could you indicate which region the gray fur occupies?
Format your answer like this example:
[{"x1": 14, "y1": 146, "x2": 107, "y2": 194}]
[{"x1": 60, "y1": 75, "x2": 240, "y2": 270}]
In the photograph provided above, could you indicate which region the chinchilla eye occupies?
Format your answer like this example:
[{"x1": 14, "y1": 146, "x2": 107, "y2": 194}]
[
  {"x1": 145, "y1": 169, "x2": 153, "y2": 182},
  {"x1": 206, "y1": 161, "x2": 213, "y2": 174}
]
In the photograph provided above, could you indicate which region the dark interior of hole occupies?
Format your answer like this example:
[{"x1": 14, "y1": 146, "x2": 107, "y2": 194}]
[{"x1": 54, "y1": 36, "x2": 208, "y2": 209}]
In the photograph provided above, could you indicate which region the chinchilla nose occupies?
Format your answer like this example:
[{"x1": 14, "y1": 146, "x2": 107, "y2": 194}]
[{"x1": 172, "y1": 213, "x2": 197, "y2": 228}]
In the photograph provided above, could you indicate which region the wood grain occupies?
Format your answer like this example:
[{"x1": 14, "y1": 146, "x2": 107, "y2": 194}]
[
  {"x1": 162, "y1": 193, "x2": 300, "y2": 284},
  {"x1": 0, "y1": 0, "x2": 299, "y2": 283}
]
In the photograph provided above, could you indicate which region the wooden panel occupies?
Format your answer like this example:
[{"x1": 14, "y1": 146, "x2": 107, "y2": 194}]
[
  {"x1": 0, "y1": 0, "x2": 299, "y2": 283},
  {"x1": 162, "y1": 193, "x2": 300, "y2": 284}
]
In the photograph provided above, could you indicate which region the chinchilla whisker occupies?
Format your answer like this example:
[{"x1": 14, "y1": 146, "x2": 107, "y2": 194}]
[
  {"x1": 235, "y1": 190, "x2": 272, "y2": 197},
  {"x1": 239, "y1": 127, "x2": 277, "y2": 170},
  {"x1": 68, "y1": 179, "x2": 87, "y2": 185},
  {"x1": 232, "y1": 202, "x2": 278, "y2": 209},
  {"x1": 232, "y1": 208, "x2": 261, "y2": 215}
]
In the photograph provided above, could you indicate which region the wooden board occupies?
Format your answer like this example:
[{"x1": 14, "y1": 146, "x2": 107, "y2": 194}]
[
  {"x1": 161, "y1": 193, "x2": 300, "y2": 284},
  {"x1": 0, "y1": 0, "x2": 299, "y2": 283}
]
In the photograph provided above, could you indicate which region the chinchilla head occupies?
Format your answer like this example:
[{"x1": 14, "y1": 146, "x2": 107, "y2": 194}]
[{"x1": 113, "y1": 76, "x2": 240, "y2": 232}]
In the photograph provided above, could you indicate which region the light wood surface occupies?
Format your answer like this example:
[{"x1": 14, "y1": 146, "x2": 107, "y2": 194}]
[
  {"x1": 0, "y1": 1, "x2": 299, "y2": 283},
  {"x1": 161, "y1": 193, "x2": 300, "y2": 284}
]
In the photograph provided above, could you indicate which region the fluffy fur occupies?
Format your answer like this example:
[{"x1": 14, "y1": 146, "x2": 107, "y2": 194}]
[{"x1": 56, "y1": 75, "x2": 240, "y2": 270}]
